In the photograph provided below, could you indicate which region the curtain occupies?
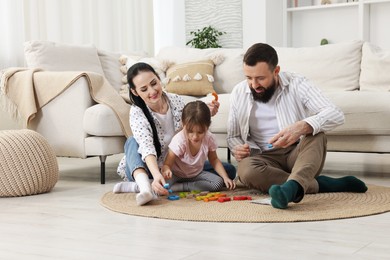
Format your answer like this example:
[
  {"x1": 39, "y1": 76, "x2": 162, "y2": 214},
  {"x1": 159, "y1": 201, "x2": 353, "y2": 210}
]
[{"x1": 0, "y1": 0, "x2": 154, "y2": 69}]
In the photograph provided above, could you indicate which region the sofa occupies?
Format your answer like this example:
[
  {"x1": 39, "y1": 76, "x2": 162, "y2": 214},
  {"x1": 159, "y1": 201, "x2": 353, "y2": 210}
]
[{"x1": 4, "y1": 40, "x2": 389, "y2": 183}]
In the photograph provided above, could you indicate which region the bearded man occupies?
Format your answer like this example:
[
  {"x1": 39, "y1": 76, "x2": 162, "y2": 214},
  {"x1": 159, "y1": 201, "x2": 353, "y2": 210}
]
[{"x1": 227, "y1": 43, "x2": 367, "y2": 209}]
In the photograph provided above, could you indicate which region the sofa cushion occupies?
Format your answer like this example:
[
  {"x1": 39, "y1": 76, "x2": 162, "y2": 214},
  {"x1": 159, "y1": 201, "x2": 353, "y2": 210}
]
[
  {"x1": 164, "y1": 60, "x2": 216, "y2": 96},
  {"x1": 83, "y1": 104, "x2": 124, "y2": 136},
  {"x1": 199, "y1": 93, "x2": 231, "y2": 133},
  {"x1": 97, "y1": 49, "x2": 146, "y2": 92},
  {"x1": 275, "y1": 41, "x2": 363, "y2": 92},
  {"x1": 156, "y1": 46, "x2": 245, "y2": 94},
  {"x1": 24, "y1": 41, "x2": 105, "y2": 75},
  {"x1": 120, "y1": 55, "x2": 167, "y2": 82},
  {"x1": 324, "y1": 91, "x2": 390, "y2": 135},
  {"x1": 360, "y1": 42, "x2": 390, "y2": 91}
]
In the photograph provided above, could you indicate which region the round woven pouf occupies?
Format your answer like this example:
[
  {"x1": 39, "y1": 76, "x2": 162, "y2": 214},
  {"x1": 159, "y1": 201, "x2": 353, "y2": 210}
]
[{"x1": 0, "y1": 129, "x2": 59, "y2": 197}]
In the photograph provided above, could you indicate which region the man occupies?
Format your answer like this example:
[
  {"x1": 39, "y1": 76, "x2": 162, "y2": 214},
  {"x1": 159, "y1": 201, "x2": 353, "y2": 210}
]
[{"x1": 227, "y1": 43, "x2": 367, "y2": 209}]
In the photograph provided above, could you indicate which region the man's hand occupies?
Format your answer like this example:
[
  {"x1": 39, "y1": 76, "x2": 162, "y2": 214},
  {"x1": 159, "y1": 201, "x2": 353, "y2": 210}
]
[
  {"x1": 269, "y1": 121, "x2": 313, "y2": 148},
  {"x1": 233, "y1": 143, "x2": 250, "y2": 162}
]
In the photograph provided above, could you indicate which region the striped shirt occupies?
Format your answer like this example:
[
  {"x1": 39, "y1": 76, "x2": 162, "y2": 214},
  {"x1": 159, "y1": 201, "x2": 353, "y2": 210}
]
[{"x1": 227, "y1": 71, "x2": 345, "y2": 153}]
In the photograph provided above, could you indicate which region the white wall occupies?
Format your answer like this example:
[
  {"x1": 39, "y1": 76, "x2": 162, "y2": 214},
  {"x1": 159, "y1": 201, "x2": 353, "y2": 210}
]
[
  {"x1": 153, "y1": 0, "x2": 186, "y2": 55},
  {"x1": 369, "y1": 3, "x2": 390, "y2": 49},
  {"x1": 243, "y1": 0, "x2": 283, "y2": 49},
  {"x1": 153, "y1": 0, "x2": 284, "y2": 54}
]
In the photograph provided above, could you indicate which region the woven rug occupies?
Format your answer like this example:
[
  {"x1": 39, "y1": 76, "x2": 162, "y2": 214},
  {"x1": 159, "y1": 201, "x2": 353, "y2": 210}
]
[{"x1": 100, "y1": 185, "x2": 390, "y2": 223}]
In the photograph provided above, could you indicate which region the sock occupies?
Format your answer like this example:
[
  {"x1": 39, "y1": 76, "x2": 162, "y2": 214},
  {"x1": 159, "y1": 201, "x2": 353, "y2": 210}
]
[
  {"x1": 134, "y1": 173, "x2": 153, "y2": 206},
  {"x1": 316, "y1": 175, "x2": 368, "y2": 193},
  {"x1": 268, "y1": 180, "x2": 302, "y2": 209},
  {"x1": 113, "y1": 182, "x2": 139, "y2": 193}
]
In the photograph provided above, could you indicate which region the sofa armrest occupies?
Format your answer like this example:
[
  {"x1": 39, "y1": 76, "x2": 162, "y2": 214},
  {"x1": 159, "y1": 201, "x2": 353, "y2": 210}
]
[{"x1": 29, "y1": 77, "x2": 95, "y2": 158}]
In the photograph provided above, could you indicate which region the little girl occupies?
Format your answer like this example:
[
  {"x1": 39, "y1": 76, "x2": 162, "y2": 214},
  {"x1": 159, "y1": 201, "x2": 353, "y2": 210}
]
[{"x1": 161, "y1": 100, "x2": 235, "y2": 192}]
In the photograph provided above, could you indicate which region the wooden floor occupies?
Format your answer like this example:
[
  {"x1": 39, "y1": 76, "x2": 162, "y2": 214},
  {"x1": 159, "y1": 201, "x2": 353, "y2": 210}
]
[{"x1": 1, "y1": 152, "x2": 390, "y2": 260}]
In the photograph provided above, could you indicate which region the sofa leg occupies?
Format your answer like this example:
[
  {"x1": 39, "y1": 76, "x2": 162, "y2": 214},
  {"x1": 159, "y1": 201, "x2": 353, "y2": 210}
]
[
  {"x1": 100, "y1": 155, "x2": 107, "y2": 184},
  {"x1": 227, "y1": 148, "x2": 231, "y2": 163}
]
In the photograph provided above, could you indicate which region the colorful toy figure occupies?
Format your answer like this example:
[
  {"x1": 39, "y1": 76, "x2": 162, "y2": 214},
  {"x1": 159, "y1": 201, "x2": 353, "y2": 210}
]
[{"x1": 164, "y1": 183, "x2": 178, "y2": 200}]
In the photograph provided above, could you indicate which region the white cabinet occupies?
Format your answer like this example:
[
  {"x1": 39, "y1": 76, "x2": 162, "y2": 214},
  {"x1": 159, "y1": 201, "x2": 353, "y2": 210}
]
[{"x1": 282, "y1": 0, "x2": 390, "y2": 48}]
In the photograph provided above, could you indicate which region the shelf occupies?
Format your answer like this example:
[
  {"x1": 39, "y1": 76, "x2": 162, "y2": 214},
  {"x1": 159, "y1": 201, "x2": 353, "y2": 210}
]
[
  {"x1": 287, "y1": 2, "x2": 358, "y2": 12},
  {"x1": 363, "y1": 0, "x2": 390, "y2": 4},
  {"x1": 283, "y1": 0, "x2": 390, "y2": 47}
]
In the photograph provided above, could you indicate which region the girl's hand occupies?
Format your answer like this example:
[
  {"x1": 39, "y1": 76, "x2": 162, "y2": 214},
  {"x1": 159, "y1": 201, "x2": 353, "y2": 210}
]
[
  {"x1": 224, "y1": 177, "x2": 236, "y2": 190},
  {"x1": 161, "y1": 165, "x2": 172, "y2": 179},
  {"x1": 151, "y1": 174, "x2": 169, "y2": 196}
]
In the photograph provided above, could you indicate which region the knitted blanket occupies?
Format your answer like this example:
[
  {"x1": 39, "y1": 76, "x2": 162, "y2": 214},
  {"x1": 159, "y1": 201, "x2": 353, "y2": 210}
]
[{"x1": 0, "y1": 68, "x2": 132, "y2": 137}]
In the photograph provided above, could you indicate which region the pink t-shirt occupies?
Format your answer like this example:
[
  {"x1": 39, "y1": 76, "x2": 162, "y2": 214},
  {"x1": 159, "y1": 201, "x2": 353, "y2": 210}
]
[{"x1": 168, "y1": 130, "x2": 218, "y2": 178}]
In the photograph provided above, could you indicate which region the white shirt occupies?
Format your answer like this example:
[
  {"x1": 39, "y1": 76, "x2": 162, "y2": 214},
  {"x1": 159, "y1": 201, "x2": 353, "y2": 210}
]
[
  {"x1": 154, "y1": 106, "x2": 175, "y2": 150},
  {"x1": 227, "y1": 71, "x2": 345, "y2": 154},
  {"x1": 249, "y1": 92, "x2": 279, "y2": 151}
]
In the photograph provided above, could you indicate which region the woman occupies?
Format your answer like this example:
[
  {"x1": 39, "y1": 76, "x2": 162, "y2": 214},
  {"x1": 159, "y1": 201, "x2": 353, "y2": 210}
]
[{"x1": 114, "y1": 62, "x2": 236, "y2": 206}]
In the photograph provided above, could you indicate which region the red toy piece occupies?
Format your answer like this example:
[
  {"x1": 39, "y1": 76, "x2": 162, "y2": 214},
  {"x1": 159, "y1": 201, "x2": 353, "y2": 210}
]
[
  {"x1": 233, "y1": 196, "x2": 252, "y2": 201},
  {"x1": 217, "y1": 197, "x2": 231, "y2": 203}
]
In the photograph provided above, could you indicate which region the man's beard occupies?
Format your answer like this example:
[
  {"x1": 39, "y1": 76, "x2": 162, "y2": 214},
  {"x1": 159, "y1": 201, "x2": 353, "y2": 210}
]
[{"x1": 250, "y1": 78, "x2": 277, "y2": 103}]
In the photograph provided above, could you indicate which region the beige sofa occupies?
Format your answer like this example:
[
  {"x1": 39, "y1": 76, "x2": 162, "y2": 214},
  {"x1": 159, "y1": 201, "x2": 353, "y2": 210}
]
[
  {"x1": 5, "y1": 40, "x2": 389, "y2": 183},
  {"x1": 156, "y1": 41, "x2": 390, "y2": 155}
]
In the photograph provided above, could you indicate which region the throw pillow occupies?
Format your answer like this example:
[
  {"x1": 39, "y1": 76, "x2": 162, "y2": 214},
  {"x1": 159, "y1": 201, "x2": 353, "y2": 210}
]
[
  {"x1": 275, "y1": 41, "x2": 363, "y2": 92},
  {"x1": 164, "y1": 60, "x2": 216, "y2": 96},
  {"x1": 360, "y1": 42, "x2": 390, "y2": 91},
  {"x1": 24, "y1": 41, "x2": 105, "y2": 75},
  {"x1": 97, "y1": 49, "x2": 146, "y2": 92},
  {"x1": 119, "y1": 55, "x2": 168, "y2": 81}
]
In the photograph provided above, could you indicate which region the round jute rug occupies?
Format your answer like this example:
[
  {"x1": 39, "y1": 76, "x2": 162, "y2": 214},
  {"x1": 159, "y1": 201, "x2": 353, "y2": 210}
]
[{"x1": 100, "y1": 185, "x2": 390, "y2": 223}]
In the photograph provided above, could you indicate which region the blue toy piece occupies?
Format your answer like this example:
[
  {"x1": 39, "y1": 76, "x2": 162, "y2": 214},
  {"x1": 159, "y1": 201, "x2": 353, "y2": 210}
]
[
  {"x1": 163, "y1": 183, "x2": 170, "y2": 189},
  {"x1": 167, "y1": 195, "x2": 180, "y2": 200},
  {"x1": 267, "y1": 143, "x2": 273, "y2": 149}
]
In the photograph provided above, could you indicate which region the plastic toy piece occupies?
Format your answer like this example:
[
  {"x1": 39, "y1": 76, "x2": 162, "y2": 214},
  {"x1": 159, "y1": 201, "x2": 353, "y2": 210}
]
[
  {"x1": 267, "y1": 143, "x2": 273, "y2": 149},
  {"x1": 163, "y1": 183, "x2": 170, "y2": 189},
  {"x1": 179, "y1": 192, "x2": 189, "y2": 198},
  {"x1": 167, "y1": 195, "x2": 180, "y2": 200},
  {"x1": 204, "y1": 197, "x2": 219, "y2": 202},
  {"x1": 217, "y1": 197, "x2": 231, "y2": 203},
  {"x1": 233, "y1": 196, "x2": 252, "y2": 201},
  {"x1": 212, "y1": 92, "x2": 218, "y2": 101}
]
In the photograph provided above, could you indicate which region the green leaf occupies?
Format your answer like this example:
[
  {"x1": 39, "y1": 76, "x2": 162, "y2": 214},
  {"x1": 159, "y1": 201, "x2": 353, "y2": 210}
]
[{"x1": 186, "y1": 26, "x2": 226, "y2": 49}]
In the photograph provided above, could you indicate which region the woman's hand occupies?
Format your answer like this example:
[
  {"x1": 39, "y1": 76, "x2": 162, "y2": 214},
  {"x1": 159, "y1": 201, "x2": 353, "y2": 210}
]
[
  {"x1": 151, "y1": 174, "x2": 169, "y2": 196},
  {"x1": 208, "y1": 100, "x2": 220, "y2": 117}
]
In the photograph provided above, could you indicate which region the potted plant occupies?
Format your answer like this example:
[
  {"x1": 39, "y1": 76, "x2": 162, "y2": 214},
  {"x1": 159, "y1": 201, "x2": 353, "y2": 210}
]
[{"x1": 186, "y1": 26, "x2": 226, "y2": 49}]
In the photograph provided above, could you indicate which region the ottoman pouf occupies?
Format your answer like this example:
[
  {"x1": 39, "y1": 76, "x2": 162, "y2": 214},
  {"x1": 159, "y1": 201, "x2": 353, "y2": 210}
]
[{"x1": 0, "y1": 129, "x2": 59, "y2": 197}]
